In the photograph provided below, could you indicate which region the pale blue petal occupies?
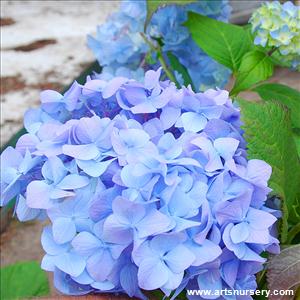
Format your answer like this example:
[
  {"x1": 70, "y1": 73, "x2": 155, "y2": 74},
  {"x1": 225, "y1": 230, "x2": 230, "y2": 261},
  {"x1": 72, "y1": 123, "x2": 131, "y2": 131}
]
[
  {"x1": 164, "y1": 244, "x2": 195, "y2": 273},
  {"x1": 26, "y1": 180, "x2": 53, "y2": 209},
  {"x1": 138, "y1": 257, "x2": 169, "y2": 290},
  {"x1": 52, "y1": 217, "x2": 77, "y2": 244},
  {"x1": 41, "y1": 226, "x2": 68, "y2": 255},
  {"x1": 56, "y1": 174, "x2": 89, "y2": 190},
  {"x1": 62, "y1": 144, "x2": 99, "y2": 160},
  {"x1": 230, "y1": 222, "x2": 250, "y2": 244},
  {"x1": 72, "y1": 231, "x2": 102, "y2": 256},
  {"x1": 53, "y1": 252, "x2": 86, "y2": 277},
  {"x1": 77, "y1": 158, "x2": 116, "y2": 177}
]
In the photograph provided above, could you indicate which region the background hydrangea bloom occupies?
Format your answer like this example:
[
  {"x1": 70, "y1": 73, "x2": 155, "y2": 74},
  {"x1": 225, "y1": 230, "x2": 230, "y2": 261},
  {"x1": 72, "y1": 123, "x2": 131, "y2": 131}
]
[
  {"x1": 87, "y1": 0, "x2": 232, "y2": 91},
  {"x1": 250, "y1": 1, "x2": 300, "y2": 69},
  {"x1": 0, "y1": 69, "x2": 279, "y2": 299}
]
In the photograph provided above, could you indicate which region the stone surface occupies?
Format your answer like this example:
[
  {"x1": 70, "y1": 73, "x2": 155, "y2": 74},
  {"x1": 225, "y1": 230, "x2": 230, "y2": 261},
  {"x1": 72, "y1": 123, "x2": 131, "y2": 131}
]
[{"x1": 1, "y1": 0, "x2": 119, "y2": 145}]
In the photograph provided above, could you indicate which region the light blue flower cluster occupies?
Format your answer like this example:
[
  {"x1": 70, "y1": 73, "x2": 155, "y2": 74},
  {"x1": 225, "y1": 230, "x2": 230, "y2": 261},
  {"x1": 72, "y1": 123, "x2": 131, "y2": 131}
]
[
  {"x1": 1, "y1": 69, "x2": 279, "y2": 299},
  {"x1": 250, "y1": 1, "x2": 300, "y2": 70},
  {"x1": 88, "y1": 0, "x2": 232, "y2": 91}
]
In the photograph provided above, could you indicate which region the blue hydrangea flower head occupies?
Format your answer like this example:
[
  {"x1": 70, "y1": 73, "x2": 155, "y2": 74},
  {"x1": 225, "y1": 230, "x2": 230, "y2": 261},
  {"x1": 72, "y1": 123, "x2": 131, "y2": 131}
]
[
  {"x1": 250, "y1": 1, "x2": 300, "y2": 70},
  {"x1": 1, "y1": 69, "x2": 279, "y2": 299},
  {"x1": 88, "y1": 0, "x2": 232, "y2": 91}
]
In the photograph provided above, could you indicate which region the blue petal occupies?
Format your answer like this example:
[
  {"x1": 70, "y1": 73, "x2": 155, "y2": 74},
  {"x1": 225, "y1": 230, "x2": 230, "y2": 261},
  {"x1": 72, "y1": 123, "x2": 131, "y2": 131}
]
[
  {"x1": 86, "y1": 250, "x2": 115, "y2": 282},
  {"x1": 230, "y1": 222, "x2": 250, "y2": 244},
  {"x1": 188, "y1": 240, "x2": 222, "y2": 267},
  {"x1": 120, "y1": 264, "x2": 139, "y2": 297},
  {"x1": 77, "y1": 158, "x2": 116, "y2": 177},
  {"x1": 41, "y1": 226, "x2": 69, "y2": 255},
  {"x1": 176, "y1": 112, "x2": 207, "y2": 133},
  {"x1": 136, "y1": 209, "x2": 172, "y2": 238},
  {"x1": 56, "y1": 174, "x2": 89, "y2": 190},
  {"x1": 164, "y1": 244, "x2": 195, "y2": 273},
  {"x1": 26, "y1": 180, "x2": 53, "y2": 209},
  {"x1": 62, "y1": 144, "x2": 99, "y2": 160},
  {"x1": 72, "y1": 231, "x2": 102, "y2": 256},
  {"x1": 16, "y1": 195, "x2": 41, "y2": 221},
  {"x1": 138, "y1": 257, "x2": 169, "y2": 290},
  {"x1": 53, "y1": 252, "x2": 86, "y2": 277},
  {"x1": 52, "y1": 217, "x2": 77, "y2": 244}
]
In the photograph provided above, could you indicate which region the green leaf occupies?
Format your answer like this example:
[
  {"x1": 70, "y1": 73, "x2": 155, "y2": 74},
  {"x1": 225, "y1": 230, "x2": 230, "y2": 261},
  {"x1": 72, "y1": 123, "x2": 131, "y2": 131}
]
[
  {"x1": 294, "y1": 132, "x2": 300, "y2": 157},
  {"x1": 184, "y1": 12, "x2": 252, "y2": 71},
  {"x1": 231, "y1": 50, "x2": 274, "y2": 95},
  {"x1": 0, "y1": 261, "x2": 50, "y2": 300},
  {"x1": 145, "y1": 0, "x2": 196, "y2": 31},
  {"x1": 238, "y1": 99, "x2": 300, "y2": 232},
  {"x1": 166, "y1": 51, "x2": 195, "y2": 90},
  {"x1": 267, "y1": 245, "x2": 300, "y2": 298},
  {"x1": 254, "y1": 83, "x2": 300, "y2": 129}
]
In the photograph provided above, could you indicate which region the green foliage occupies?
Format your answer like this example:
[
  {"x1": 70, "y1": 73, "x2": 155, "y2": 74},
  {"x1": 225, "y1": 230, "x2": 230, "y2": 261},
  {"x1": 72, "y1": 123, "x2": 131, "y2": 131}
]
[
  {"x1": 254, "y1": 83, "x2": 300, "y2": 129},
  {"x1": 0, "y1": 261, "x2": 50, "y2": 300},
  {"x1": 167, "y1": 51, "x2": 195, "y2": 90},
  {"x1": 231, "y1": 51, "x2": 273, "y2": 95},
  {"x1": 238, "y1": 99, "x2": 300, "y2": 235},
  {"x1": 294, "y1": 132, "x2": 300, "y2": 157},
  {"x1": 145, "y1": 51, "x2": 157, "y2": 65},
  {"x1": 145, "y1": 0, "x2": 196, "y2": 30},
  {"x1": 267, "y1": 245, "x2": 300, "y2": 294},
  {"x1": 185, "y1": 12, "x2": 252, "y2": 71}
]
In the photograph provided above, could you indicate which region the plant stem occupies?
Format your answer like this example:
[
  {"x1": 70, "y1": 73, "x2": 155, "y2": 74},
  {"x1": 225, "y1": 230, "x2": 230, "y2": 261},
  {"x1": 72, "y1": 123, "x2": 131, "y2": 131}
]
[
  {"x1": 287, "y1": 223, "x2": 300, "y2": 244},
  {"x1": 140, "y1": 32, "x2": 179, "y2": 87},
  {"x1": 257, "y1": 268, "x2": 267, "y2": 288},
  {"x1": 267, "y1": 47, "x2": 278, "y2": 56}
]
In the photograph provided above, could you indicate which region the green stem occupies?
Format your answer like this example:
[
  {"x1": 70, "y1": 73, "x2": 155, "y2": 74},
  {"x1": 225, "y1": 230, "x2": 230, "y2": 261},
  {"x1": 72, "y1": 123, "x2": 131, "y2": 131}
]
[
  {"x1": 287, "y1": 223, "x2": 300, "y2": 244},
  {"x1": 140, "y1": 32, "x2": 179, "y2": 87},
  {"x1": 280, "y1": 201, "x2": 289, "y2": 244},
  {"x1": 257, "y1": 268, "x2": 267, "y2": 289},
  {"x1": 267, "y1": 47, "x2": 278, "y2": 57}
]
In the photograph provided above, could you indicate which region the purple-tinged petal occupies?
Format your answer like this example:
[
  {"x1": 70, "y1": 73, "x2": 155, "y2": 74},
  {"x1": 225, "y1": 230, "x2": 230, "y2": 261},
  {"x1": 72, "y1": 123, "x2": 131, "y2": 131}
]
[
  {"x1": 76, "y1": 158, "x2": 116, "y2": 177},
  {"x1": 144, "y1": 68, "x2": 161, "y2": 90},
  {"x1": 26, "y1": 180, "x2": 53, "y2": 209},
  {"x1": 50, "y1": 188, "x2": 75, "y2": 200},
  {"x1": 102, "y1": 215, "x2": 133, "y2": 244},
  {"x1": 71, "y1": 270, "x2": 94, "y2": 285},
  {"x1": 16, "y1": 195, "x2": 41, "y2": 221},
  {"x1": 160, "y1": 106, "x2": 181, "y2": 130},
  {"x1": 41, "y1": 226, "x2": 69, "y2": 255},
  {"x1": 164, "y1": 244, "x2": 195, "y2": 273},
  {"x1": 176, "y1": 112, "x2": 207, "y2": 133},
  {"x1": 53, "y1": 252, "x2": 86, "y2": 277},
  {"x1": 52, "y1": 217, "x2": 77, "y2": 244},
  {"x1": 72, "y1": 232, "x2": 102, "y2": 256},
  {"x1": 87, "y1": 250, "x2": 115, "y2": 282},
  {"x1": 137, "y1": 209, "x2": 172, "y2": 238},
  {"x1": 246, "y1": 159, "x2": 272, "y2": 187},
  {"x1": 41, "y1": 254, "x2": 55, "y2": 272},
  {"x1": 188, "y1": 240, "x2": 222, "y2": 267},
  {"x1": 138, "y1": 257, "x2": 169, "y2": 290},
  {"x1": 62, "y1": 144, "x2": 99, "y2": 160},
  {"x1": 103, "y1": 77, "x2": 128, "y2": 99},
  {"x1": 230, "y1": 222, "x2": 250, "y2": 244},
  {"x1": 56, "y1": 174, "x2": 89, "y2": 190},
  {"x1": 120, "y1": 264, "x2": 140, "y2": 297},
  {"x1": 247, "y1": 208, "x2": 277, "y2": 230}
]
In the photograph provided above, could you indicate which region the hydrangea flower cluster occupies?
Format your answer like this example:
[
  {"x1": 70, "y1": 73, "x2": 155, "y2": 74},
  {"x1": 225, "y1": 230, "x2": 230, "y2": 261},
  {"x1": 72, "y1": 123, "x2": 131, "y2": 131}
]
[
  {"x1": 250, "y1": 1, "x2": 300, "y2": 70},
  {"x1": 87, "y1": 0, "x2": 231, "y2": 91},
  {"x1": 1, "y1": 69, "x2": 280, "y2": 299}
]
